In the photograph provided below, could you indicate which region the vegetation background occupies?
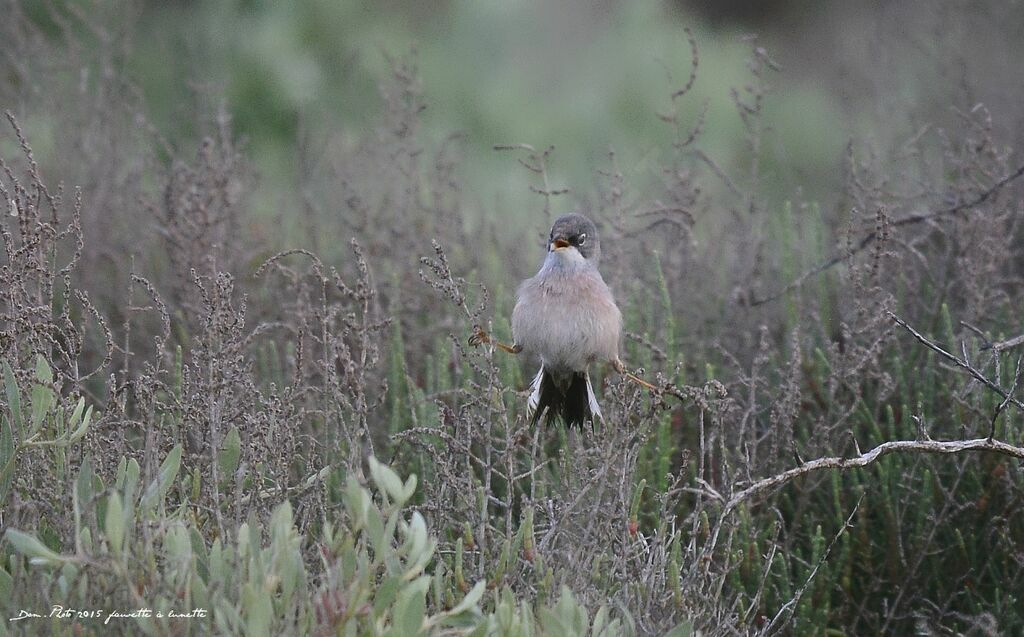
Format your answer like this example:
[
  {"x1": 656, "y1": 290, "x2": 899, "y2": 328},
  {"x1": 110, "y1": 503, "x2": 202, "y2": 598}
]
[{"x1": 2, "y1": 0, "x2": 1024, "y2": 634}]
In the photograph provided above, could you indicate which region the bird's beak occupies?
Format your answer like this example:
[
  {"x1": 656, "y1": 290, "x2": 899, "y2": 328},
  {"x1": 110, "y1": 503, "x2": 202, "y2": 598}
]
[{"x1": 550, "y1": 238, "x2": 570, "y2": 251}]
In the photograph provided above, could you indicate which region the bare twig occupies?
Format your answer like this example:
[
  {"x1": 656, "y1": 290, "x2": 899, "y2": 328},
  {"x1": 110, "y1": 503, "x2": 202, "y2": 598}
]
[
  {"x1": 752, "y1": 162, "x2": 1024, "y2": 306},
  {"x1": 989, "y1": 333, "x2": 1024, "y2": 353},
  {"x1": 887, "y1": 311, "x2": 1024, "y2": 413},
  {"x1": 990, "y1": 355, "x2": 1023, "y2": 439},
  {"x1": 959, "y1": 320, "x2": 992, "y2": 349},
  {"x1": 721, "y1": 437, "x2": 1024, "y2": 517},
  {"x1": 493, "y1": 143, "x2": 568, "y2": 217},
  {"x1": 763, "y1": 496, "x2": 863, "y2": 634}
]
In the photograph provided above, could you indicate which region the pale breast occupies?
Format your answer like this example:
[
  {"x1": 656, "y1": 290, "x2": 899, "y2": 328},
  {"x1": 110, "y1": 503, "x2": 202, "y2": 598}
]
[{"x1": 512, "y1": 267, "x2": 621, "y2": 372}]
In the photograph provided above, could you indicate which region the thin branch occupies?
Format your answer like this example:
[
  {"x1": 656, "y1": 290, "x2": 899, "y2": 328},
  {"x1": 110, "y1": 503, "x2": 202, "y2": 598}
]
[
  {"x1": 990, "y1": 333, "x2": 1024, "y2": 353},
  {"x1": 990, "y1": 354, "x2": 1023, "y2": 440},
  {"x1": 959, "y1": 320, "x2": 993, "y2": 349},
  {"x1": 752, "y1": 161, "x2": 1024, "y2": 306},
  {"x1": 763, "y1": 496, "x2": 862, "y2": 634},
  {"x1": 887, "y1": 311, "x2": 1024, "y2": 412},
  {"x1": 722, "y1": 437, "x2": 1024, "y2": 516}
]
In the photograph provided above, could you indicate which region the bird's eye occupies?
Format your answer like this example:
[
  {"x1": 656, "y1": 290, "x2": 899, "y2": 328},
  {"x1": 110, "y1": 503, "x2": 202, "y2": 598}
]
[{"x1": 578, "y1": 233, "x2": 587, "y2": 245}]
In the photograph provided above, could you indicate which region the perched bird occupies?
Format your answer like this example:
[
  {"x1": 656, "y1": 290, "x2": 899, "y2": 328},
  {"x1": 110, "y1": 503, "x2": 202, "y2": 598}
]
[{"x1": 472, "y1": 212, "x2": 649, "y2": 425}]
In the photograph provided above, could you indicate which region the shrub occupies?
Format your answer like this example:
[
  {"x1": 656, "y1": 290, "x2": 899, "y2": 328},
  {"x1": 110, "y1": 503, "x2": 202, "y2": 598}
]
[{"x1": 3, "y1": 5, "x2": 1024, "y2": 635}]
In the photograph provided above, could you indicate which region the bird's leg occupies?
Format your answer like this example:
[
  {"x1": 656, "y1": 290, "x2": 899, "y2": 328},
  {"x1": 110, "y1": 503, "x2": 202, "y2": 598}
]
[
  {"x1": 612, "y1": 358, "x2": 659, "y2": 391},
  {"x1": 469, "y1": 325, "x2": 522, "y2": 355}
]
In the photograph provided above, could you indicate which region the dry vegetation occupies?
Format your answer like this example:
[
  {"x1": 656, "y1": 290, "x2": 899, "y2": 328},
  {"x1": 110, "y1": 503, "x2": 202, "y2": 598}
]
[{"x1": 2, "y1": 5, "x2": 1024, "y2": 636}]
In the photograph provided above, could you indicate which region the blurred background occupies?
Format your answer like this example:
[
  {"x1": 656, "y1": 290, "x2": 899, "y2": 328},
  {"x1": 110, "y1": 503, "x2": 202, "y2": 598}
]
[{"x1": 7, "y1": 0, "x2": 1024, "y2": 231}]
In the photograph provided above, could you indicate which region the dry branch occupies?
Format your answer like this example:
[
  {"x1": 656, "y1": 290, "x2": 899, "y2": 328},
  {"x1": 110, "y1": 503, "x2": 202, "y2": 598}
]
[
  {"x1": 764, "y1": 496, "x2": 863, "y2": 633},
  {"x1": 722, "y1": 437, "x2": 1024, "y2": 516},
  {"x1": 752, "y1": 161, "x2": 1024, "y2": 306},
  {"x1": 887, "y1": 310, "x2": 1024, "y2": 413},
  {"x1": 991, "y1": 333, "x2": 1024, "y2": 353}
]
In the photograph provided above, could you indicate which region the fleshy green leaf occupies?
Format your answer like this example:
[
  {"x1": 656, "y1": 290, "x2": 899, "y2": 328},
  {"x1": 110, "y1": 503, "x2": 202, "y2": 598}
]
[
  {"x1": 448, "y1": 580, "x2": 486, "y2": 617},
  {"x1": 140, "y1": 444, "x2": 182, "y2": 512},
  {"x1": 5, "y1": 528, "x2": 67, "y2": 567},
  {"x1": 29, "y1": 356, "x2": 55, "y2": 433},
  {"x1": 244, "y1": 584, "x2": 272, "y2": 637},
  {"x1": 219, "y1": 426, "x2": 242, "y2": 477},
  {"x1": 3, "y1": 361, "x2": 23, "y2": 435},
  {"x1": 369, "y1": 456, "x2": 406, "y2": 502},
  {"x1": 67, "y1": 402, "x2": 92, "y2": 443},
  {"x1": 392, "y1": 577, "x2": 429, "y2": 637},
  {"x1": 0, "y1": 566, "x2": 12, "y2": 600},
  {"x1": 374, "y1": 576, "x2": 402, "y2": 617},
  {"x1": 664, "y1": 621, "x2": 694, "y2": 637},
  {"x1": 105, "y1": 492, "x2": 124, "y2": 554},
  {"x1": 0, "y1": 416, "x2": 14, "y2": 505}
]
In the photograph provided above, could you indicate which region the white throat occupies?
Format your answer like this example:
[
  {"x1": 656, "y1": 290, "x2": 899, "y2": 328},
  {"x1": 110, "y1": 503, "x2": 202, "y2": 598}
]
[{"x1": 540, "y1": 247, "x2": 592, "y2": 274}]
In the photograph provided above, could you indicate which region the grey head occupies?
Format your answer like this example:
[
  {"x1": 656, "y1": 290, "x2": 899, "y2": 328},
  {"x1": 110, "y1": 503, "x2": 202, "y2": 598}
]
[{"x1": 547, "y1": 213, "x2": 600, "y2": 263}]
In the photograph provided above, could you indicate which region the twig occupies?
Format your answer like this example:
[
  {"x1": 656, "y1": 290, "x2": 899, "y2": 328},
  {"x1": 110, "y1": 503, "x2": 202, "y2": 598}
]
[
  {"x1": 959, "y1": 320, "x2": 992, "y2": 349},
  {"x1": 763, "y1": 496, "x2": 862, "y2": 634},
  {"x1": 990, "y1": 354, "x2": 1023, "y2": 440},
  {"x1": 887, "y1": 311, "x2": 1024, "y2": 413},
  {"x1": 752, "y1": 162, "x2": 1024, "y2": 306},
  {"x1": 720, "y1": 437, "x2": 1024, "y2": 518},
  {"x1": 989, "y1": 333, "x2": 1024, "y2": 353}
]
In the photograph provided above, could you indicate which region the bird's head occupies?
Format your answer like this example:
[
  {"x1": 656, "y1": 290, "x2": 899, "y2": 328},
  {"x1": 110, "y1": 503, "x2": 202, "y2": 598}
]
[{"x1": 548, "y1": 213, "x2": 600, "y2": 263}]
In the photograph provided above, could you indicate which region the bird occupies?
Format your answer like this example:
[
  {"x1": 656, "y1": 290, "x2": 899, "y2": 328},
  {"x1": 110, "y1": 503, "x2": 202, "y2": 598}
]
[{"x1": 470, "y1": 212, "x2": 653, "y2": 425}]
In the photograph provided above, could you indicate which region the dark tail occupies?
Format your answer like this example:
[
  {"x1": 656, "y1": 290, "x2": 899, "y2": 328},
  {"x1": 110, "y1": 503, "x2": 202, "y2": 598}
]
[{"x1": 528, "y1": 366, "x2": 602, "y2": 426}]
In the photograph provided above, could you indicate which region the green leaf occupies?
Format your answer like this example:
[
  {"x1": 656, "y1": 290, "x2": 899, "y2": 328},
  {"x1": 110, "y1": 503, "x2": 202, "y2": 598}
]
[
  {"x1": 270, "y1": 501, "x2": 293, "y2": 540},
  {"x1": 344, "y1": 476, "x2": 370, "y2": 527},
  {"x1": 190, "y1": 527, "x2": 210, "y2": 582},
  {"x1": 219, "y1": 426, "x2": 242, "y2": 477},
  {"x1": 369, "y1": 456, "x2": 406, "y2": 502},
  {"x1": 209, "y1": 538, "x2": 225, "y2": 585},
  {"x1": 124, "y1": 458, "x2": 141, "y2": 505},
  {"x1": 75, "y1": 456, "x2": 94, "y2": 524},
  {"x1": 58, "y1": 562, "x2": 79, "y2": 598},
  {"x1": 115, "y1": 457, "x2": 127, "y2": 487},
  {"x1": 79, "y1": 527, "x2": 93, "y2": 553},
  {"x1": 392, "y1": 577, "x2": 429, "y2": 637},
  {"x1": 448, "y1": 580, "x2": 485, "y2": 617},
  {"x1": 404, "y1": 513, "x2": 428, "y2": 560},
  {"x1": 105, "y1": 492, "x2": 124, "y2": 554},
  {"x1": 68, "y1": 397, "x2": 86, "y2": 429},
  {"x1": 374, "y1": 575, "x2": 402, "y2": 617},
  {"x1": 592, "y1": 606, "x2": 609, "y2": 636},
  {"x1": 5, "y1": 528, "x2": 67, "y2": 567},
  {"x1": 0, "y1": 416, "x2": 14, "y2": 506},
  {"x1": 0, "y1": 566, "x2": 12, "y2": 600},
  {"x1": 140, "y1": 444, "x2": 182, "y2": 512},
  {"x1": 237, "y1": 522, "x2": 251, "y2": 559},
  {"x1": 244, "y1": 584, "x2": 272, "y2": 637},
  {"x1": 67, "y1": 402, "x2": 92, "y2": 443},
  {"x1": 366, "y1": 505, "x2": 387, "y2": 557},
  {"x1": 34, "y1": 355, "x2": 53, "y2": 384},
  {"x1": 664, "y1": 621, "x2": 693, "y2": 637},
  {"x1": 401, "y1": 473, "x2": 418, "y2": 503},
  {"x1": 539, "y1": 607, "x2": 568, "y2": 637},
  {"x1": 29, "y1": 356, "x2": 55, "y2": 433},
  {"x1": 3, "y1": 361, "x2": 23, "y2": 435}
]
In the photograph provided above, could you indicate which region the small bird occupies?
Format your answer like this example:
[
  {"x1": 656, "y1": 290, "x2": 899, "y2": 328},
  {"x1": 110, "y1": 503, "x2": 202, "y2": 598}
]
[{"x1": 472, "y1": 212, "x2": 651, "y2": 425}]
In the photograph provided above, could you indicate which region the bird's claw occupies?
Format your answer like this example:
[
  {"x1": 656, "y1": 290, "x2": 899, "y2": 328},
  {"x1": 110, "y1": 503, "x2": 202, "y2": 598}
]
[
  {"x1": 614, "y1": 359, "x2": 661, "y2": 392},
  {"x1": 468, "y1": 325, "x2": 489, "y2": 347}
]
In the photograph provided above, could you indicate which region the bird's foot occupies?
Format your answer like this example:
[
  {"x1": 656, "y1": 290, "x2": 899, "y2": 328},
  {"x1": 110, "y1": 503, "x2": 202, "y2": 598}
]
[
  {"x1": 613, "y1": 358, "x2": 660, "y2": 391},
  {"x1": 468, "y1": 325, "x2": 489, "y2": 347},
  {"x1": 468, "y1": 326, "x2": 522, "y2": 354}
]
